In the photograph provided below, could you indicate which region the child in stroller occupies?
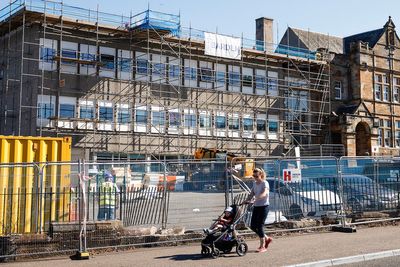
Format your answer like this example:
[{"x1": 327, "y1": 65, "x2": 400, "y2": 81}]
[
  {"x1": 201, "y1": 204, "x2": 249, "y2": 258},
  {"x1": 203, "y1": 206, "x2": 234, "y2": 235}
]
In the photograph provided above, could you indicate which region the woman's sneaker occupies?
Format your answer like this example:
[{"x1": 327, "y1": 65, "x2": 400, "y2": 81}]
[
  {"x1": 264, "y1": 237, "x2": 273, "y2": 249},
  {"x1": 257, "y1": 247, "x2": 267, "y2": 253}
]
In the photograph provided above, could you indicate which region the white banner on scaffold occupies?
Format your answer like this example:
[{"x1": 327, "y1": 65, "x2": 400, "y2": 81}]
[{"x1": 204, "y1": 32, "x2": 242, "y2": 60}]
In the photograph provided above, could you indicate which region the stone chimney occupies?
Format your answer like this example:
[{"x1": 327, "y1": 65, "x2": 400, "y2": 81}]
[{"x1": 255, "y1": 17, "x2": 274, "y2": 51}]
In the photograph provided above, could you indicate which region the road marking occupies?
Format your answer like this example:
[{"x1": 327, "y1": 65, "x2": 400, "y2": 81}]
[{"x1": 285, "y1": 248, "x2": 400, "y2": 267}]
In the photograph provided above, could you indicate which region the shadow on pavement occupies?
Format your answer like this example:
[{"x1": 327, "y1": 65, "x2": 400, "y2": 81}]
[
  {"x1": 155, "y1": 252, "x2": 246, "y2": 261},
  {"x1": 154, "y1": 253, "x2": 207, "y2": 261}
]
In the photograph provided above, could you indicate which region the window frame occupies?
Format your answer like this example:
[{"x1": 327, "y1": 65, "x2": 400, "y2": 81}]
[
  {"x1": 184, "y1": 113, "x2": 196, "y2": 128},
  {"x1": 100, "y1": 54, "x2": 115, "y2": 70},
  {"x1": 135, "y1": 109, "x2": 148, "y2": 125},
  {"x1": 334, "y1": 81, "x2": 342, "y2": 100},
  {"x1": 59, "y1": 103, "x2": 75, "y2": 119},
  {"x1": 99, "y1": 106, "x2": 114, "y2": 122},
  {"x1": 215, "y1": 115, "x2": 226, "y2": 129},
  {"x1": 38, "y1": 102, "x2": 54, "y2": 119},
  {"x1": 117, "y1": 107, "x2": 131, "y2": 124},
  {"x1": 80, "y1": 105, "x2": 95, "y2": 119}
]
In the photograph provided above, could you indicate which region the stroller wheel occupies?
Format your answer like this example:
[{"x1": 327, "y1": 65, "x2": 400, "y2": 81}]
[
  {"x1": 236, "y1": 242, "x2": 248, "y2": 257},
  {"x1": 211, "y1": 248, "x2": 220, "y2": 259},
  {"x1": 201, "y1": 246, "x2": 210, "y2": 256}
]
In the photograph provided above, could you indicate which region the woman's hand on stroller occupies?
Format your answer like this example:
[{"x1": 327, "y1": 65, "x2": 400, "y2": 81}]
[{"x1": 241, "y1": 200, "x2": 253, "y2": 205}]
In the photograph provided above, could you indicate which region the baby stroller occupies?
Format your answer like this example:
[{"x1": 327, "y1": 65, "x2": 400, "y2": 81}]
[{"x1": 201, "y1": 203, "x2": 249, "y2": 258}]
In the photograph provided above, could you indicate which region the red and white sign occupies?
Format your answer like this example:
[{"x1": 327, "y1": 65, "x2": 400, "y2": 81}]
[{"x1": 282, "y1": 168, "x2": 302, "y2": 183}]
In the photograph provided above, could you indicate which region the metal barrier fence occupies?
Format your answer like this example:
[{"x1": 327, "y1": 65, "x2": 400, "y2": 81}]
[{"x1": 0, "y1": 157, "x2": 399, "y2": 260}]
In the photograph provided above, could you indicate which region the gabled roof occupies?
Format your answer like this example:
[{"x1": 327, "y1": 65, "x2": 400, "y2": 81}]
[
  {"x1": 280, "y1": 27, "x2": 344, "y2": 54},
  {"x1": 336, "y1": 104, "x2": 359, "y2": 115},
  {"x1": 336, "y1": 101, "x2": 373, "y2": 117},
  {"x1": 343, "y1": 28, "x2": 385, "y2": 54}
]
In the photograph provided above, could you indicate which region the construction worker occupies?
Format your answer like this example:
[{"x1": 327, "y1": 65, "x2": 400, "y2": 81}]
[{"x1": 97, "y1": 173, "x2": 119, "y2": 221}]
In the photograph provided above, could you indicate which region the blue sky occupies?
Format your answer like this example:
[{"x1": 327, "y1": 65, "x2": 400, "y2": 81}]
[{"x1": 60, "y1": 0, "x2": 398, "y2": 42}]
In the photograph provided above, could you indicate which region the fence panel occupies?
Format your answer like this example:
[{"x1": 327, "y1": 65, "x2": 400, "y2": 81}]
[
  {"x1": 0, "y1": 157, "x2": 399, "y2": 260},
  {"x1": 165, "y1": 160, "x2": 228, "y2": 231},
  {"x1": 339, "y1": 157, "x2": 400, "y2": 213}
]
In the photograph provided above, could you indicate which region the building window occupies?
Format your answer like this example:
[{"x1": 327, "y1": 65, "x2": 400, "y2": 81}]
[
  {"x1": 169, "y1": 64, "x2": 180, "y2": 79},
  {"x1": 268, "y1": 120, "x2": 278, "y2": 134},
  {"x1": 228, "y1": 117, "x2": 240, "y2": 130},
  {"x1": 80, "y1": 105, "x2": 94, "y2": 119},
  {"x1": 119, "y1": 58, "x2": 132, "y2": 72},
  {"x1": 228, "y1": 71, "x2": 240, "y2": 86},
  {"x1": 136, "y1": 59, "x2": 148, "y2": 74},
  {"x1": 384, "y1": 86, "x2": 390, "y2": 102},
  {"x1": 117, "y1": 107, "x2": 130, "y2": 123},
  {"x1": 184, "y1": 67, "x2": 197, "y2": 80},
  {"x1": 184, "y1": 114, "x2": 196, "y2": 128},
  {"x1": 199, "y1": 114, "x2": 211, "y2": 128},
  {"x1": 256, "y1": 119, "x2": 266, "y2": 132},
  {"x1": 255, "y1": 75, "x2": 266, "y2": 90},
  {"x1": 334, "y1": 81, "x2": 342, "y2": 100},
  {"x1": 242, "y1": 75, "x2": 253, "y2": 87},
  {"x1": 38, "y1": 103, "x2": 54, "y2": 119},
  {"x1": 136, "y1": 109, "x2": 148, "y2": 124},
  {"x1": 396, "y1": 121, "x2": 400, "y2": 147},
  {"x1": 59, "y1": 103, "x2": 75, "y2": 118},
  {"x1": 215, "y1": 115, "x2": 226, "y2": 129},
  {"x1": 200, "y1": 68, "x2": 213, "y2": 82},
  {"x1": 99, "y1": 106, "x2": 113, "y2": 122},
  {"x1": 152, "y1": 111, "x2": 165, "y2": 126},
  {"x1": 80, "y1": 52, "x2": 96, "y2": 66},
  {"x1": 169, "y1": 111, "x2": 181, "y2": 127},
  {"x1": 61, "y1": 48, "x2": 77, "y2": 65},
  {"x1": 40, "y1": 47, "x2": 56, "y2": 62},
  {"x1": 216, "y1": 71, "x2": 225, "y2": 85},
  {"x1": 378, "y1": 128, "x2": 383, "y2": 147},
  {"x1": 374, "y1": 73, "x2": 384, "y2": 101},
  {"x1": 394, "y1": 77, "x2": 400, "y2": 103},
  {"x1": 381, "y1": 119, "x2": 392, "y2": 147},
  {"x1": 374, "y1": 84, "x2": 382, "y2": 100},
  {"x1": 267, "y1": 77, "x2": 278, "y2": 96},
  {"x1": 100, "y1": 54, "x2": 115, "y2": 70},
  {"x1": 153, "y1": 62, "x2": 166, "y2": 77},
  {"x1": 243, "y1": 118, "x2": 253, "y2": 131}
]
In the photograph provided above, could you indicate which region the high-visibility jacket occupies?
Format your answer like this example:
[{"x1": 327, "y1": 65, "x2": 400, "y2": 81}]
[{"x1": 99, "y1": 182, "x2": 117, "y2": 207}]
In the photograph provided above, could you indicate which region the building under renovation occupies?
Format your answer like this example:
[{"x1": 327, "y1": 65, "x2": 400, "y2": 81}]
[
  {"x1": 275, "y1": 16, "x2": 400, "y2": 157},
  {"x1": 0, "y1": 0, "x2": 333, "y2": 161}
]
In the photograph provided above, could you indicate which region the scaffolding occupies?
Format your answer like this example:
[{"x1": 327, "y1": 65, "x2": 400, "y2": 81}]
[{"x1": 0, "y1": 0, "x2": 332, "y2": 159}]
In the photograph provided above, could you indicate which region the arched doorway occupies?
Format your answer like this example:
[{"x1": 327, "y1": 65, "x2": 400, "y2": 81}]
[{"x1": 355, "y1": 122, "x2": 371, "y2": 156}]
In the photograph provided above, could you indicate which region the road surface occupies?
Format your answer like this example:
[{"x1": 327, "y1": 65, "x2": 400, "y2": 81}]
[{"x1": 6, "y1": 225, "x2": 400, "y2": 267}]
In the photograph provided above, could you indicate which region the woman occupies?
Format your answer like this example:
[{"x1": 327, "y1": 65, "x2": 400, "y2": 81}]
[{"x1": 245, "y1": 167, "x2": 273, "y2": 253}]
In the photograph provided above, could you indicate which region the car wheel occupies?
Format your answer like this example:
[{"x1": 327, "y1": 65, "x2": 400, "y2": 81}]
[{"x1": 288, "y1": 205, "x2": 303, "y2": 220}]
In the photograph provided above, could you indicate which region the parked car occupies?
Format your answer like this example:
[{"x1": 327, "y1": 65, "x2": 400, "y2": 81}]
[
  {"x1": 363, "y1": 159, "x2": 400, "y2": 192},
  {"x1": 239, "y1": 178, "x2": 340, "y2": 224},
  {"x1": 315, "y1": 174, "x2": 399, "y2": 212},
  {"x1": 267, "y1": 178, "x2": 340, "y2": 219}
]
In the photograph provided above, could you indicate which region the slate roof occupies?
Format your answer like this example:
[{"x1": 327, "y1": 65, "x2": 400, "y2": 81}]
[
  {"x1": 343, "y1": 28, "x2": 385, "y2": 54},
  {"x1": 283, "y1": 27, "x2": 344, "y2": 54}
]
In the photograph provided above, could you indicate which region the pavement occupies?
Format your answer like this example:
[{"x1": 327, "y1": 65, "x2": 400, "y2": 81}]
[{"x1": 4, "y1": 225, "x2": 400, "y2": 267}]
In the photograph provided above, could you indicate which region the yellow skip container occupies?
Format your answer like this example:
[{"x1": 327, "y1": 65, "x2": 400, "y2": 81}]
[{"x1": 0, "y1": 136, "x2": 71, "y2": 234}]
